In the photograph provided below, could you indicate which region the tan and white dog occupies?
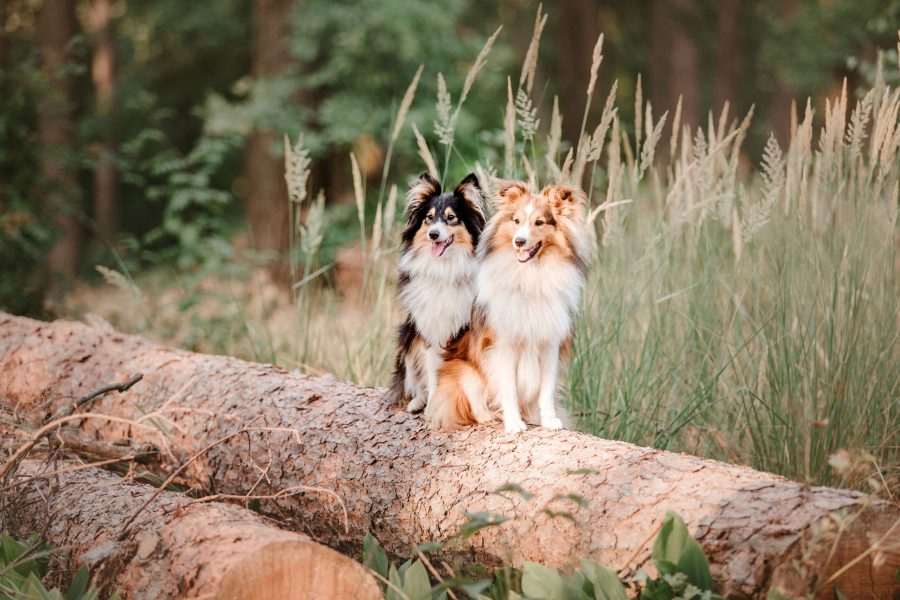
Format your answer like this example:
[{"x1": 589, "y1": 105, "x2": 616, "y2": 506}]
[{"x1": 426, "y1": 181, "x2": 592, "y2": 432}]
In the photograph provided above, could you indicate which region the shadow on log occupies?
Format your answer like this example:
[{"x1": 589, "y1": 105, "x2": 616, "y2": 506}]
[
  {"x1": 2, "y1": 460, "x2": 380, "y2": 599},
  {"x1": 0, "y1": 312, "x2": 898, "y2": 599}
]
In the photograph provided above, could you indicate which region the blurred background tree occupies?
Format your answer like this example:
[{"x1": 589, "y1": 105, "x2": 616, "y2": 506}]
[{"x1": 0, "y1": 0, "x2": 898, "y2": 314}]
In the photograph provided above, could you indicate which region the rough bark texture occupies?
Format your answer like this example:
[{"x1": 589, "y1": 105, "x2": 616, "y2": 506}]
[
  {"x1": 4, "y1": 460, "x2": 379, "y2": 600},
  {"x1": 38, "y1": 0, "x2": 82, "y2": 280},
  {"x1": 0, "y1": 312, "x2": 898, "y2": 599},
  {"x1": 243, "y1": 0, "x2": 292, "y2": 264}
]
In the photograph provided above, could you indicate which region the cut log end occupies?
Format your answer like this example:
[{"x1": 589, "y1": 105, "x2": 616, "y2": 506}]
[{"x1": 218, "y1": 540, "x2": 380, "y2": 600}]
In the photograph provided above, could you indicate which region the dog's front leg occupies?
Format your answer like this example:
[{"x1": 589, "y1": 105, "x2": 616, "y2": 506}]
[
  {"x1": 487, "y1": 344, "x2": 527, "y2": 433},
  {"x1": 538, "y1": 344, "x2": 563, "y2": 429}
]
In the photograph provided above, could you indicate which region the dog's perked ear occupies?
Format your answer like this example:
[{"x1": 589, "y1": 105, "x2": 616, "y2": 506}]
[
  {"x1": 405, "y1": 172, "x2": 441, "y2": 219},
  {"x1": 453, "y1": 173, "x2": 486, "y2": 222},
  {"x1": 492, "y1": 179, "x2": 530, "y2": 209},
  {"x1": 543, "y1": 184, "x2": 587, "y2": 219}
]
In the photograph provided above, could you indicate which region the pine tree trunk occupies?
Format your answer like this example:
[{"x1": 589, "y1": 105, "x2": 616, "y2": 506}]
[
  {"x1": 90, "y1": 0, "x2": 117, "y2": 244},
  {"x1": 244, "y1": 0, "x2": 292, "y2": 267},
  {"x1": 4, "y1": 460, "x2": 379, "y2": 600},
  {"x1": 38, "y1": 0, "x2": 82, "y2": 280},
  {"x1": 0, "y1": 312, "x2": 898, "y2": 599},
  {"x1": 553, "y1": 0, "x2": 600, "y2": 145},
  {"x1": 714, "y1": 0, "x2": 743, "y2": 114}
]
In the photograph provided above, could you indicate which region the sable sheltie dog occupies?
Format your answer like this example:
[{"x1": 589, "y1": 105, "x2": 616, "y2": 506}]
[
  {"x1": 426, "y1": 181, "x2": 591, "y2": 432},
  {"x1": 387, "y1": 172, "x2": 486, "y2": 413}
]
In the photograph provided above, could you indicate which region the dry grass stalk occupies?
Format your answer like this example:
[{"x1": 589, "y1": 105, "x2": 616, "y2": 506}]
[
  {"x1": 519, "y1": 4, "x2": 548, "y2": 94},
  {"x1": 504, "y1": 77, "x2": 516, "y2": 177},
  {"x1": 412, "y1": 123, "x2": 439, "y2": 179}
]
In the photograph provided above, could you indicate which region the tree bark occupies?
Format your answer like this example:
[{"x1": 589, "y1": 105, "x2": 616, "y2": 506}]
[
  {"x1": 552, "y1": 0, "x2": 600, "y2": 145},
  {"x1": 0, "y1": 312, "x2": 897, "y2": 599},
  {"x1": 89, "y1": 0, "x2": 118, "y2": 244},
  {"x1": 714, "y1": 0, "x2": 743, "y2": 114},
  {"x1": 3, "y1": 460, "x2": 379, "y2": 600},
  {"x1": 770, "y1": 0, "x2": 801, "y2": 146},
  {"x1": 244, "y1": 0, "x2": 292, "y2": 267},
  {"x1": 38, "y1": 0, "x2": 82, "y2": 280},
  {"x1": 649, "y1": 0, "x2": 700, "y2": 130}
]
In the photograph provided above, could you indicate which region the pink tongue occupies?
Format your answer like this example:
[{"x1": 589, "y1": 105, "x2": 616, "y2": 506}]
[
  {"x1": 431, "y1": 242, "x2": 443, "y2": 257},
  {"x1": 517, "y1": 249, "x2": 530, "y2": 261}
]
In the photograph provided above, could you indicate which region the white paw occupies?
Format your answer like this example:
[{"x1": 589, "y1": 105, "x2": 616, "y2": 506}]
[
  {"x1": 406, "y1": 396, "x2": 426, "y2": 413},
  {"x1": 504, "y1": 417, "x2": 528, "y2": 433},
  {"x1": 542, "y1": 417, "x2": 563, "y2": 430}
]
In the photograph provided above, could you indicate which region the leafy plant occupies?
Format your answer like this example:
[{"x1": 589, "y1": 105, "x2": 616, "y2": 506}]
[
  {"x1": 0, "y1": 532, "x2": 114, "y2": 600},
  {"x1": 361, "y1": 510, "x2": 720, "y2": 600}
]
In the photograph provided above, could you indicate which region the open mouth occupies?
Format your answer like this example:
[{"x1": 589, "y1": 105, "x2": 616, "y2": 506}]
[
  {"x1": 431, "y1": 235, "x2": 454, "y2": 257},
  {"x1": 517, "y1": 241, "x2": 542, "y2": 263}
]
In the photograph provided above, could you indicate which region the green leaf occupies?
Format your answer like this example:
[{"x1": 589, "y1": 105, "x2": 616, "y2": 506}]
[
  {"x1": 66, "y1": 565, "x2": 90, "y2": 600},
  {"x1": 578, "y1": 559, "x2": 628, "y2": 600},
  {"x1": 402, "y1": 560, "x2": 432, "y2": 600},
  {"x1": 414, "y1": 541, "x2": 444, "y2": 554},
  {"x1": 363, "y1": 532, "x2": 389, "y2": 579},
  {"x1": 386, "y1": 564, "x2": 405, "y2": 600},
  {"x1": 459, "y1": 511, "x2": 510, "y2": 540},
  {"x1": 494, "y1": 482, "x2": 534, "y2": 500},
  {"x1": 652, "y1": 511, "x2": 713, "y2": 590},
  {"x1": 675, "y1": 538, "x2": 713, "y2": 590},
  {"x1": 521, "y1": 562, "x2": 566, "y2": 600},
  {"x1": 835, "y1": 589, "x2": 849, "y2": 600}
]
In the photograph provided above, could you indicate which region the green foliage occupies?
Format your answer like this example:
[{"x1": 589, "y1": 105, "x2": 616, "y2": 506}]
[
  {"x1": 0, "y1": 533, "x2": 113, "y2": 600},
  {"x1": 0, "y1": 45, "x2": 55, "y2": 316},
  {"x1": 362, "y1": 509, "x2": 720, "y2": 600}
]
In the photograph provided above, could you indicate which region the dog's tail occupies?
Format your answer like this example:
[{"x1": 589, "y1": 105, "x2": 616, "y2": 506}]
[{"x1": 426, "y1": 359, "x2": 491, "y2": 429}]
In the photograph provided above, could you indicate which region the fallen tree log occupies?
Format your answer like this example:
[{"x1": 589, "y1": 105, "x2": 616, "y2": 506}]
[
  {"x1": 1, "y1": 312, "x2": 898, "y2": 599},
  {"x1": 2, "y1": 460, "x2": 380, "y2": 599}
]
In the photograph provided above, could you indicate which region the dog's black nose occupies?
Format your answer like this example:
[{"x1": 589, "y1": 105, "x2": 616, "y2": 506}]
[
  {"x1": 428, "y1": 230, "x2": 439, "y2": 240},
  {"x1": 514, "y1": 237, "x2": 527, "y2": 248}
]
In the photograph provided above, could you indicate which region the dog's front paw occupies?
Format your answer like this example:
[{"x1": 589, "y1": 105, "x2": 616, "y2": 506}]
[
  {"x1": 504, "y1": 416, "x2": 528, "y2": 433},
  {"x1": 541, "y1": 416, "x2": 563, "y2": 430},
  {"x1": 406, "y1": 396, "x2": 427, "y2": 413}
]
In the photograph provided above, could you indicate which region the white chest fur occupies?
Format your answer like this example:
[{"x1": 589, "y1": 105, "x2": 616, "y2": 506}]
[
  {"x1": 476, "y1": 250, "x2": 584, "y2": 345},
  {"x1": 398, "y1": 247, "x2": 477, "y2": 347}
]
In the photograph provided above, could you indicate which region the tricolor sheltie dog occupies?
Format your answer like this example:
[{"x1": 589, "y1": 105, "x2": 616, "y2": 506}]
[
  {"x1": 387, "y1": 172, "x2": 486, "y2": 413},
  {"x1": 426, "y1": 181, "x2": 591, "y2": 433}
]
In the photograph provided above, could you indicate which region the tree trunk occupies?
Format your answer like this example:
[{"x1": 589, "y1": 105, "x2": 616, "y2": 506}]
[
  {"x1": 714, "y1": 0, "x2": 743, "y2": 114},
  {"x1": 0, "y1": 312, "x2": 897, "y2": 599},
  {"x1": 0, "y1": 0, "x2": 8, "y2": 68},
  {"x1": 38, "y1": 0, "x2": 82, "y2": 280},
  {"x1": 244, "y1": 0, "x2": 292, "y2": 267},
  {"x1": 649, "y1": 0, "x2": 700, "y2": 130},
  {"x1": 770, "y1": 0, "x2": 801, "y2": 146},
  {"x1": 90, "y1": 0, "x2": 117, "y2": 244},
  {"x1": 3, "y1": 460, "x2": 379, "y2": 600},
  {"x1": 552, "y1": 0, "x2": 600, "y2": 145}
]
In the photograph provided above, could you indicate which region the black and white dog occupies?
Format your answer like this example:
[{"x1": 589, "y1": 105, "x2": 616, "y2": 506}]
[{"x1": 387, "y1": 172, "x2": 486, "y2": 413}]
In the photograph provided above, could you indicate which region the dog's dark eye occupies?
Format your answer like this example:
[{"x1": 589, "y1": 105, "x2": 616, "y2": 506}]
[
  {"x1": 535, "y1": 219, "x2": 544, "y2": 226},
  {"x1": 513, "y1": 217, "x2": 520, "y2": 224},
  {"x1": 446, "y1": 214, "x2": 456, "y2": 222},
  {"x1": 425, "y1": 215, "x2": 433, "y2": 223}
]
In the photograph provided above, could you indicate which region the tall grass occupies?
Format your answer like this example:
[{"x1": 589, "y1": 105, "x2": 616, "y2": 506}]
[{"x1": 74, "y1": 21, "x2": 900, "y2": 495}]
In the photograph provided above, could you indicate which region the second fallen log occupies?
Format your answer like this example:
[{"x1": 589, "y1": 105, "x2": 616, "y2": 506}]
[{"x1": 3, "y1": 460, "x2": 380, "y2": 600}]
